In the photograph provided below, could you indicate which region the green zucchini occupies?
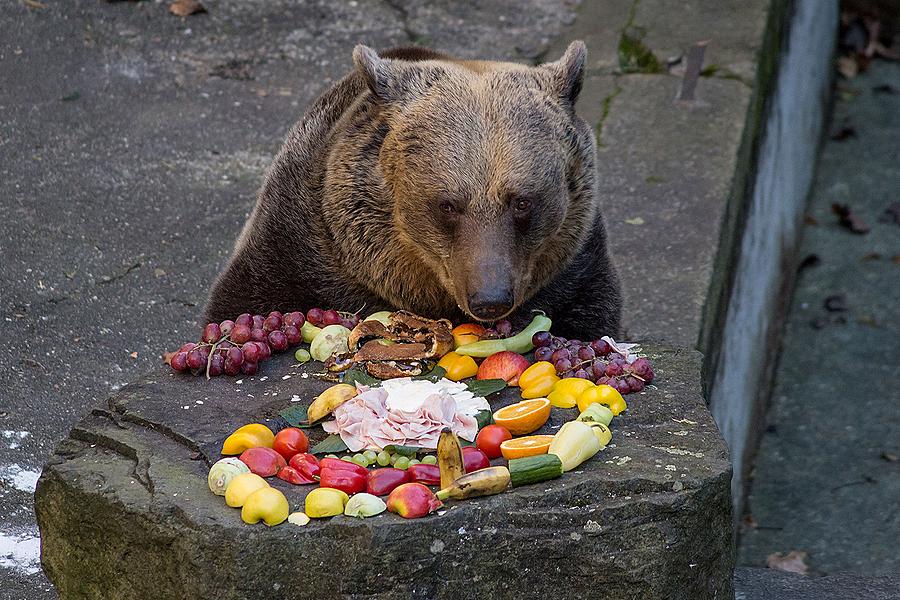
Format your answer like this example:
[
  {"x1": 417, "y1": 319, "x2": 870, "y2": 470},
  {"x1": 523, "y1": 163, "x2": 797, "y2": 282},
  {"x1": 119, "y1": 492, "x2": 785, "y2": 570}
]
[{"x1": 508, "y1": 454, "x2": 563, "y2": 487}]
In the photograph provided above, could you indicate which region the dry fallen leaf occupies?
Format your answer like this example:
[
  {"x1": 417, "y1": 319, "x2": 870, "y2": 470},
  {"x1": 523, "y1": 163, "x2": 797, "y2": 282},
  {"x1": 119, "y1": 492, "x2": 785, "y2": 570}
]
[
  {"x1": 767, "y1": 551, "x2": 809, "y2": 575},
  {"x1": 23, "y1": 0, "x2": 47, "y2": 8},
  {"x1": 873, "y1": 84, "x2": 900, "y2": 95},
  {"x1": 881, "y1": 452, "x2": 898, "y2": 463},
  {"x1": 804, "y1": 214, "x2": 819, "y2": 226},
  {"x1": 837, "y1": 55, "x2": 859, "y2": 79},
  {"x1": 824, "y1": 294, "x2": 849, "y2": 312},
  {"x1": 130, "y1": 351, "x2": 139, "y2": 359},
  {"x1": 830, "y1": 126, "x2": 857, "y2": 141},
  {"x1": 169, "y1": 0, "x2": 205, "y2": 17},
  {"x1": 862, "y1": 252, "x2": 882, "y2": 261},
  {"x1": 625, "y1": 217, "x2": 645, "y2": 225},
  {"x1": 878, "y1": 202, "x2": 900, "y2": 225},
  {"x1": 832, "y1": 202, "x2": 870, "y2": 234}
]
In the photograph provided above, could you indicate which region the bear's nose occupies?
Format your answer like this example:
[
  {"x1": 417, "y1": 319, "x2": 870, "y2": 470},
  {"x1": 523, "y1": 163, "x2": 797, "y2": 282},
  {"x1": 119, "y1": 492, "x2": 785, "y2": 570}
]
[{"x1": 467, "y1": 290, "x2": 514, "y2": 321}]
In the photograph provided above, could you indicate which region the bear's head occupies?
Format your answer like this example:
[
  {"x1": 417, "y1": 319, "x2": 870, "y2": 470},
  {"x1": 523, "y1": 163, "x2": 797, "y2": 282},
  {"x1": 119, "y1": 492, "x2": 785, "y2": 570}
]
[{"x1": 353, "y1": 42, "x2": 598, "y2": 322}]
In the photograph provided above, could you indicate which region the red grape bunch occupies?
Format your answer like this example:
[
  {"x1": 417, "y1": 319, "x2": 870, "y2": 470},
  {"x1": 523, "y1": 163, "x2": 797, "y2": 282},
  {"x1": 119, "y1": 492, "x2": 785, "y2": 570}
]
[
  {"x1": 531, "y1": 332, "x2": 655, "y2": 395},
  {"x1": 167, "y1": 308, "x2": 361, "y2": 378}
]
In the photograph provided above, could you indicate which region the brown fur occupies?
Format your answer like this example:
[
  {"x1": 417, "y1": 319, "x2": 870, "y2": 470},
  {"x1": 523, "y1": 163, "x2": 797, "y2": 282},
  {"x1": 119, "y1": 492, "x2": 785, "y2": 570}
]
[{"x1": 206, "y1": 43, "x2": 622, "y2": 339}]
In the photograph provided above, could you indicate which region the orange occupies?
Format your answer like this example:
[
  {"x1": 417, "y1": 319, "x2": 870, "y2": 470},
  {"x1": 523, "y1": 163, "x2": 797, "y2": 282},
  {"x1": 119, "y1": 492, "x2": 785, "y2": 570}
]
[
  {"x1": 499, "y1": 435, "x2": 555, "y2": 460},
  {"x1": 492, "y1": 398, "x2": 551, "y2": 435}
]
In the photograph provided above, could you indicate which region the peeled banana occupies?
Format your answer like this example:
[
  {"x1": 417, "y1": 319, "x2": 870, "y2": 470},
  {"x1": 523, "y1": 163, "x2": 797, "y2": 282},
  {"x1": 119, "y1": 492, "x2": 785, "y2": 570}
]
[
  {"x1": 436, "y1": 466, "x2": 511, "y2": 501},
  {"x1": 437, "y1": 428, "x2": 465, "y2": 489},
  {"x1": 306, "y1": 383, "x2": 358, "y2": 423}
]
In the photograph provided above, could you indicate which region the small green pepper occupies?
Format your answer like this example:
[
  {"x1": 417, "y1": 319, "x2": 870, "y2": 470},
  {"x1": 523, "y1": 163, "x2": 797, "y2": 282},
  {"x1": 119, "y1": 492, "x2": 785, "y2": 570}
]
[{"x1": 455, "y1": 314, "x2": 552, "y2": 358}]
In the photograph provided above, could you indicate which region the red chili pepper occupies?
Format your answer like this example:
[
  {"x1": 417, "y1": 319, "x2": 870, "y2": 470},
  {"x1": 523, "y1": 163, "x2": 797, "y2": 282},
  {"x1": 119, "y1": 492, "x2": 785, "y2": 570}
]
[
  {"x1": 462, "y1": 446, "x2": 490, "y2": 473},
  {"x1": 319, "y1": 468, "x2": 367, "y2": 495},
  {"x1": 406, "y1": 463, "x2": 440, "y2": 485},
  {"x1": 319, "y1": 457, "x2": 368, "y2": 477},
  {"x1": 288, "y1": 453, "x2": 320, "y2": 480},
  {"x1": 277, "y1": 466, "x2": 316, "y2": 485},
  {"x1": 367, "y1": 468, "x2": 410, "y2": 496}
]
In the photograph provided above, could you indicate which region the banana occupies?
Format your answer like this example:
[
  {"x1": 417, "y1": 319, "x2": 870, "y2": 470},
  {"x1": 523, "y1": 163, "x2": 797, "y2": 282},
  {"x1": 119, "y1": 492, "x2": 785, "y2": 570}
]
[
  {"x1": 436, "y1": 466, "x2": 511, "y2": 501},
  {"x1": 306, "y1": 383, "x2": 358, "y2": 423},
  {"x1": 437, "y1": 428, "x2": 465, "y2": 489}
]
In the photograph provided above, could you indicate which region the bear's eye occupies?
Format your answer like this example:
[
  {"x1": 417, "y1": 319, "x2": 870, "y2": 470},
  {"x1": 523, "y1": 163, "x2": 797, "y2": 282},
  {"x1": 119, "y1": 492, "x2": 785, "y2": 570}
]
[
  {"x1": 514, "y1": 198, "x2": 533, "y2": 213},
  {"x1": 439, "y1": 201, "x2": 457, "y2": 215}
]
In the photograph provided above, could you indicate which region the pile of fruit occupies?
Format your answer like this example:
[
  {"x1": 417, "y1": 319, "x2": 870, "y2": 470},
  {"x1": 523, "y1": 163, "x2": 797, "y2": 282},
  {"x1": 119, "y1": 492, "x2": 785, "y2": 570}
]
[{"x1": 183, "y1": 309, "x2": 656, "y2": 527}]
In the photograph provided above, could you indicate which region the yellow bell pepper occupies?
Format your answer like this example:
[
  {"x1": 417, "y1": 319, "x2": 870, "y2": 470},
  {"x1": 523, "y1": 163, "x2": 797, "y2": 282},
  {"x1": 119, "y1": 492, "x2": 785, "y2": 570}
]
[
  {"x1": 224, "y1": 472, "x2": 269, "y2": 508},
  {"x1": 547, "y1": 377, "x2": 595, "y2": 408},
  {"x1": 221, "y1": 423, "x2": 275, "y2": 455},
  {"x1": 437, "y1": 351, "x2": 479, "y2": 381},
  {"x1": 548, "y1": 420, "x2": 609, "y2": 472},
  {"x1": 241, "y1": 487, "x2": 289, "y2": 526},
  {"x1": 577, "y1": 385, "x2": 627, "y2": 415},
  {"x1": 305, "y1": 487, "x2": 350, "y2": 518},
  {"x1": 518, "y1": 361, "x2": 560, "y2": 399}
]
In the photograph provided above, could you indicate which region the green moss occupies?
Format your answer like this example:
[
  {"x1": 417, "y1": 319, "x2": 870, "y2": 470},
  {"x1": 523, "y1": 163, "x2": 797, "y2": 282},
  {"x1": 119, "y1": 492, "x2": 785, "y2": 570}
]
[
  {"x1": 595, "y1": 86, "x2": 623, "y2": 148},
  {"x1": 645, "y1": 175, "x2": 665, "y2": 184},
  {"x1": 700, "y1": 64, "x2": 752, "y2": 87},
  {"x1": 618, "y1": 26, "x2": 663, "y2": 74}
]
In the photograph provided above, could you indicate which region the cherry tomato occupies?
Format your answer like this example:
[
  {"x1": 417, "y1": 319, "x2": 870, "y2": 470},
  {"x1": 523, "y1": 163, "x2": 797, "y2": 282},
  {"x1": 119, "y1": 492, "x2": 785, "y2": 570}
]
[
  {"x1": 475, "y1": 424, "x2": 512, "y2": 459},
  {"x1": 272, "y1": 427, "x2": 309, "y2": 460}
]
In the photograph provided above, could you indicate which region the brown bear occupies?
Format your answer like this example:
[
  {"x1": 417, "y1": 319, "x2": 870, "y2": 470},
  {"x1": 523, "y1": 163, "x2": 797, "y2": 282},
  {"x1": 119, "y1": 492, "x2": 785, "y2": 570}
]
[{"x1": 205, "y1": 42, "x2": 621, "y2": 339}]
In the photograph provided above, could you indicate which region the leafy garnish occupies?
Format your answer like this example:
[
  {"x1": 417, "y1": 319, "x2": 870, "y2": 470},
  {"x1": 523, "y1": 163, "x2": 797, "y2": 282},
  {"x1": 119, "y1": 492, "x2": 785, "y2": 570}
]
[
  {"x1": 278, "y1": 405, "x2": 312, "y2": 428},
  {"x1": 412, "y1": 365, "x2": 446, "y2": 382},
  {"x1": 474, "y1": 409, "x2": 493, "y2": 430},
  {"x1": 384, "y1": 445, "x2": 423, "y2": 457},
  {"x1": 342, "y1": 368, "x2": 381, "y2": 388},
  {"x1": 465, "y1": 378, "x2": 507, "y2": 397},
  {"x1": 310, "y1": 434, "x2": 348, "y2": 455}
]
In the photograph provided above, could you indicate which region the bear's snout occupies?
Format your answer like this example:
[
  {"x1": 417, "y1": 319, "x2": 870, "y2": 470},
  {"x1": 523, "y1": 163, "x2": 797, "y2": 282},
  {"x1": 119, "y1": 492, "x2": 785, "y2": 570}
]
[{"x1": 467, "y1": 288, "x2": 514, "y2": 321}]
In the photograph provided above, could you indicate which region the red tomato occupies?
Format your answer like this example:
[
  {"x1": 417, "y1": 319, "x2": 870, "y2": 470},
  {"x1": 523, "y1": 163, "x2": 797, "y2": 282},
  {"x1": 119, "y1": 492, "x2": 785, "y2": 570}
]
[
  {"x1": 272, "y1": 427, "x2": 309, "y2": 460},
  {"x1": 475, "y1": 424, "x2": 512, "y2": 459}
]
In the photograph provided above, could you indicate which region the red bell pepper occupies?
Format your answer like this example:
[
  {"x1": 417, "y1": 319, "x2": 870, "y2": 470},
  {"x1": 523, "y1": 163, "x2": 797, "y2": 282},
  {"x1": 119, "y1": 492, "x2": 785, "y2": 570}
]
[
  {"x1": 462, "y1": 446, "x2": 490, "y2": 473},
  {"x1": 319, "y1": 468, "x2": 367, "y2": 495},
  {"x1": 319, "y1": 457, "x2": 368, "y2": 478},
  {"x1": 406, "y1": 463, "x2": 440, "y2": 485},
  {"x1": 367, "y1": 468, "x2": 410, "y2": 496},
  {"x1": 278, "y1": 466, "x2": 313, "y2": 485},
  {"x1": 283, "y1": 453, "x2": 319, "y2": 483}
]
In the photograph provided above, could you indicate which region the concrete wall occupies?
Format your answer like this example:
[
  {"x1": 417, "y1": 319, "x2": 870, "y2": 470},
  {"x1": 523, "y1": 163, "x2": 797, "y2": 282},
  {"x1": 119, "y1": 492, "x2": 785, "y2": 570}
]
[{"x1": 707, "y1": 0, "x2": 838, "y2": 511}]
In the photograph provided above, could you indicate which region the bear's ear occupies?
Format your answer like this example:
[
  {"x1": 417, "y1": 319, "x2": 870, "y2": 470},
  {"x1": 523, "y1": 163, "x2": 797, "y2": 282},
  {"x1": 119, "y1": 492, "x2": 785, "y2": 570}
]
[
  {"x1": 353, "y1": 45, "x2": 394, "y2": 100},
  {"x1": 353, "y1": 44, "x2": 441, "y2": 104},
  {"x1": 543, "y1": 40, "x2": 586, "y2": 106}
]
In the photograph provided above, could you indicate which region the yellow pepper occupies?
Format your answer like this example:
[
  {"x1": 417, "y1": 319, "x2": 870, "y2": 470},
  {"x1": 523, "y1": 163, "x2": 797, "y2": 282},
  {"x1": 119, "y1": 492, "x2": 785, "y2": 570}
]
[
  {"x1": 224, "y1": 472, "x2": 269, "y2": 508},
  {"x1": 577, "y1": 385, "x2": 627, "y2": 415},
  {"x1": 548, "y1": 421, "x2": 607, "y2": 471},
  {"x1": 221, "y1": 423, "x2": 275, "y2": 455},
  {"x1": 547, "y1": 377, "x2": 595, "y2": 408},
  {"x1": 518, "y1": 361, "x2": 560, "y2": 399},
  {"x1": 241, "y1": 487, "x2": 289, "y2": 526},
  {"x1": 305, "y1": 487, "x2": 350, "y2": 518},
  {"x1": 437, "y1": 352, "x2": 479, "y2": 381}
]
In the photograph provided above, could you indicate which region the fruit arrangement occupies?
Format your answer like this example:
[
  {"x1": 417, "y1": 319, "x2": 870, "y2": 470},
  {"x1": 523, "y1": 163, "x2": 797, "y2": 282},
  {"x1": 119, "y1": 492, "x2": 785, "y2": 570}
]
[
  {"x1": 196, "y1": 310, "x2": 657, "y2": 527},
  {"x1": 165, "y1": 309, "x2": 359, "y2": 377}
]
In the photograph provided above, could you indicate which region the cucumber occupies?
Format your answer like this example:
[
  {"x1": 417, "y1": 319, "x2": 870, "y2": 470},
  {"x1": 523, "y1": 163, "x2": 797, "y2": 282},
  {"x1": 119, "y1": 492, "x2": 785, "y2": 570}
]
[{"x1": 508, "y1": 454, "x2": 563, "y2": 487}]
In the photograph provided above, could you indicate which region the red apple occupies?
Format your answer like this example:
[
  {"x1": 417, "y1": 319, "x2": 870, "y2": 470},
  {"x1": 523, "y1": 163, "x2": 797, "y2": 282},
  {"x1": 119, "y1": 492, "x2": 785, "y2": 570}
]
[
  {"x1": 476, "y1": 351, "x2": 531, "y2": 386},
  {"x1": 452, "y1": 323, "x2": 486, "y2": 348}
]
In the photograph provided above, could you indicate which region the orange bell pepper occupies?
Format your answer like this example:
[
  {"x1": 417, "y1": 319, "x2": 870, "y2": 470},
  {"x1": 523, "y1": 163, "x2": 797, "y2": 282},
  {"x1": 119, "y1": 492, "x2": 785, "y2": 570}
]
[{"x1": 437, "y1": 351, "x2": 479, "y2": 381}]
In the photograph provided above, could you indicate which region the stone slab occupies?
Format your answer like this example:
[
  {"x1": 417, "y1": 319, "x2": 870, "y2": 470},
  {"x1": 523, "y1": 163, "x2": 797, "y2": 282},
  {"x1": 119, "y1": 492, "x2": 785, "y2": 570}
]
[
  {"x1": 733, "y1": 568, "x2": 900, "y2": 600},
  {"x1": 36, "y1": 344, "x2": 733, "y2": 599}
]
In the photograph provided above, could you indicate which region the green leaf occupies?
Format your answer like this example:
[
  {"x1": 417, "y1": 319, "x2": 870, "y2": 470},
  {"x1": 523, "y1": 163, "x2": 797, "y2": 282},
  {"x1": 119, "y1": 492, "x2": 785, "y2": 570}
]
[
  {"x1": 278, "y1": 404, "x2": 313, "y2": 428},
  {"x1": 465, "y1": 378, "x2": 507, "y2": 397},
  {"x1": 342, "y1": 368, "x2": 380, "y2": 388},
  {"x1": 310, "y1": 434, "x2": 348, "y2": 455},
  {"x1": 412, "y1": 365, "x2": 445, "y2": 382},
  {"x1": 474, "y1": 409, "x2": 493, "y2": 430},
  {"x1": 384, "y1": 445, "x2": 424, "y2": 457}
]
